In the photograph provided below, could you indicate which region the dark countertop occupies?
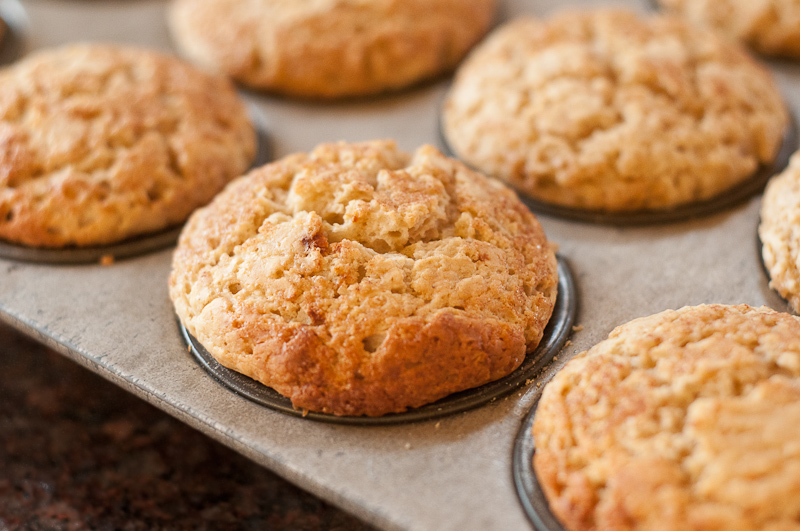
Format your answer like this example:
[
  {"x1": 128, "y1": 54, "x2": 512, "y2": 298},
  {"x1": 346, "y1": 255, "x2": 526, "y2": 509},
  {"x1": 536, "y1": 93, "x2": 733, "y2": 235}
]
[{"x1": 0, "y1": 323, "x2": 376, "y2": 531}]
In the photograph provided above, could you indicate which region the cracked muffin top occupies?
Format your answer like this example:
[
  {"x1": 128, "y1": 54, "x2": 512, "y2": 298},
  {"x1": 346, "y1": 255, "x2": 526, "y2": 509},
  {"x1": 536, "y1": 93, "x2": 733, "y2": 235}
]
[
  {"x1": 533, "y1": 304, "x2": 800, "y2": 531},
  {"x1": 169, "y1": 140, "x2": 558, "y2": 416},
  {"x1": 658, "y1": 0, "x2": 800, "y2": 58},
  {"x1": 0, "y1": 44, "x2": 256, "y2": 247},
  {"x1": 441, "y1": 9, "x2": 788, "y2": 213},
  {"x1": 168, "y1": 0, "x2": 497, "y2": 99}
]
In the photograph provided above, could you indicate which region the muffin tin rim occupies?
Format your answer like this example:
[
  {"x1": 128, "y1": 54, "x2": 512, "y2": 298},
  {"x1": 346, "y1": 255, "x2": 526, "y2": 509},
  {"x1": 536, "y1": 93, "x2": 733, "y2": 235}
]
[{"x1": 512, "y1": 394, "x2": 568, "y2": 531}]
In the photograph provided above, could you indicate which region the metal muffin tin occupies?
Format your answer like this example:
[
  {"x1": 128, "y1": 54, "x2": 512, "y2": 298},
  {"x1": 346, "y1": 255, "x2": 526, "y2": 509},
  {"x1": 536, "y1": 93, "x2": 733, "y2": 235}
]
[
  {"x1": 1, "y1": 1, "x2": 799, "y2": 530},
  {"x1": 181, "y1": 257, "x2": 576, "y2": 425}
]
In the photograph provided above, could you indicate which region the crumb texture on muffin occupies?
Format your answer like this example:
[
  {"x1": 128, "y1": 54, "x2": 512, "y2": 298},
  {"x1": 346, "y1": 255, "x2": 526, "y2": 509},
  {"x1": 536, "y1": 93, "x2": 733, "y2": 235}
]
[
  {"x1": 0, "y1": 44, "x2": 255, "y2": 247},
  {"x1": 658, "y1": 0, "x2": 800, "y2": 58},
  {"x1": 760, "y1": 153, "x2": 800, "y2": 311},
  {"x1": 534, "y1": 304, "x2": 800, "y2": 531},
  {"x1": 442, "y1": 9, "x2": 788, "y2": 212},
  {"x1": 169, "y1": 140, "x2": 558, "y2": 416},
  {"x1": 169, "y1": 0, "x2": 497, "y2": 98}
]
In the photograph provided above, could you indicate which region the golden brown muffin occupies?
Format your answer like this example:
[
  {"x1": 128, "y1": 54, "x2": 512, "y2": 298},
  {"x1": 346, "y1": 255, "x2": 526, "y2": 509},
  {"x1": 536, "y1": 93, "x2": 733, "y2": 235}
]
[
  {"x1": 658, "y1": 0, "x2": 800, "y2": 58},
  {"x1": 442, "y1": 9, "x2": 788, "y2": 213},
  {"x1": 169, "y1": 140, "x2": 558, "y2": 416},
  {"x1": 168, "y1": 0, "x2": 497, "y2": 99},
  {"x1": 0, "y1": 44, "x2": 255, "y2": 247},
  {"x1": 760, "y1": 152, "x2": 800, "y2": 311},
  {"x1": 534, "y1": 304, "x2": 800, "y2": 531}
]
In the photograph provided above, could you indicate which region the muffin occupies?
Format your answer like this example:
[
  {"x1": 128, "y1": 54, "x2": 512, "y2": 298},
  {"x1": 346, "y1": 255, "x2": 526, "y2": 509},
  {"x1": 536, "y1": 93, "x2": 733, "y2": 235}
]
[
  {"x1": 169, "y1": 140, "x2": 558, "y2": 416},
  {"x1": 760, "y1": 152, "x2": 800, "y2": 311},
  {"x1": 533, "y1": 304, "x2": 800, "y2": 531},
  {"x1": 0, "y1": 44, "x2": 256, "y2": 248},
  {"x1": 657, "y1": 0, "x2": 800, "y2": 58},
  {"x1": 168, "y1": 0, "x2": 497, "y2": 99},
  {"x1": 442, "y1": 9, "x2": 788, "y2": 213}
]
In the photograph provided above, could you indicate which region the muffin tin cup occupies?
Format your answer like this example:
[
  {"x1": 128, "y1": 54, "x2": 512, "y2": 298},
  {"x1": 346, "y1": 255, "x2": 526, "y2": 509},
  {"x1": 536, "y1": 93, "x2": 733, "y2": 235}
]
[
  {"x1": 0, "y1": 108, "x2": 272, "y2": 265},
  {"x1": 439, "y1": 110, "x2": 798, "y2": 226},
  {"x1": 179, "y1": 255, "x2": 577, "y2": 425},
  {"x1": 512, "y1": 394, "x2": 567, "y2": 531}
]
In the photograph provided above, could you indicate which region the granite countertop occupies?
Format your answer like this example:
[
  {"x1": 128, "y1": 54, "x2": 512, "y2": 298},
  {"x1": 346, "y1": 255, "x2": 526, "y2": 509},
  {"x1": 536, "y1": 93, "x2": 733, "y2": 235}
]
[{"x1": 0, "y1": 323, "x2": 375, "y2": 531}]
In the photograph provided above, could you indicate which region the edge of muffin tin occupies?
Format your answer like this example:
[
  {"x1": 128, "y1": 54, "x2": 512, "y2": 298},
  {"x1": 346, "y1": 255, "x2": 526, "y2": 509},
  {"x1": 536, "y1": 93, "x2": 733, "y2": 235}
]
[
  {"x1": 0, "y1": 108, "x2": 272, "y2": 265},
  {"x1": 512, "y1": 394, "x2": 567, "y2": 531},
  {"x1": 179, "y1": 255, "x2": 577, "y2": 425},
  {"x1": 439, "y1": 111, "x2": 798, "y2": 226}
]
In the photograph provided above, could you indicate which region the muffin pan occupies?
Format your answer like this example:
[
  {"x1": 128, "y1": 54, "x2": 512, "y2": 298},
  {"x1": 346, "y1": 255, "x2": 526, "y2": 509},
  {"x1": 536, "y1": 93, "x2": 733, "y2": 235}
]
[{"x1": 1, "y1": 1, "x2": 799, "y2": 530}]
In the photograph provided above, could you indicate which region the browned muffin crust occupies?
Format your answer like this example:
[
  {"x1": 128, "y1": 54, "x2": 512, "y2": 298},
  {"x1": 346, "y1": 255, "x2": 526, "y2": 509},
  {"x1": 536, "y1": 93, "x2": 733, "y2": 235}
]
[
  {"x1": 442, "y1": 9, "x2": 788, "y2": 212},
  {"x1": 168, "y1": 0, "x2": 497, "y2": 99},
  {"x1": 534, "y1": 304, "x2": 800, "y2": 531},
  {"x1": 169, "y1": 140, "x2": 558, "y2": 416},
  {"x1": 0, "y1": 44, "x2": 255, "y2": 247}
]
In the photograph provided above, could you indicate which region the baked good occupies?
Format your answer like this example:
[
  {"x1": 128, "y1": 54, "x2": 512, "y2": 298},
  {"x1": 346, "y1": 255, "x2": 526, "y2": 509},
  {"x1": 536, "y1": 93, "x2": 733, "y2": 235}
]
[
  {"x1": 0, "y1": 44, "x2": 255, "y2": 248},
  {"x1": 442, "y1": 9, "x2": 788, "y2": 212},
  {"x1": 533, "y1": 304, "x2": 800, "y2": 531},
  {"x1": 168, "y1": 0, "x2": 497, "y2": 99},
  {"x1": 760, "y1": 152, "x2": 800, "y2": 311},
  {"x1": 169, "y1": 140, "x2": 558, "y2": 416},
  {"x1": 657, "y1": 0, "x2": 800, "y2": 58}
]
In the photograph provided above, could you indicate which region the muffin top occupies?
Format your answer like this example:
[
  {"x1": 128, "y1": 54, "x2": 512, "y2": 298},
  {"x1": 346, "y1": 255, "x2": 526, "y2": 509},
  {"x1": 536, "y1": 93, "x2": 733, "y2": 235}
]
[
  {"x1": 168, "y1": 0, "x2": 497, "y2": 99},
  {"x1": 442, "y1": 9, "x2": 788, "y2": 212},
  {"x1": 760, "y1": 151, "x2": 800, "y2": 311},
  {"x1": 0, "y1": 44, "x2": 255, "y2": 247},
  {"x1": 534, "y1": 304, "x2": 800, "y2": 531},
  {"x1": 658, "y1": 0, "x2": 800, "y2": 58},
  {"x1": 169, "y1": 140, "x2": 558, "y2": 416}
]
